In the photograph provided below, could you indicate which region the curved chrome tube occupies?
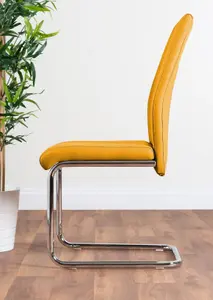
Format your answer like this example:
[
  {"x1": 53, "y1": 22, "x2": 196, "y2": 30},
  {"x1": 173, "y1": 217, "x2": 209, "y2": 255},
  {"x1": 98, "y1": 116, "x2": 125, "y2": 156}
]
[{"x1": 47, "y1": 160, "x2": 182, "y2": 268}]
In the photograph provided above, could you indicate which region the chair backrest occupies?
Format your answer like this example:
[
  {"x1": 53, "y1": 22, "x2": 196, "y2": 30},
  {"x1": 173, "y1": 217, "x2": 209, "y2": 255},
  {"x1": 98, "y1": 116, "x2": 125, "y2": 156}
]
[{"x1": 147, "y1": 14, "x2": 193, "y2": 176}]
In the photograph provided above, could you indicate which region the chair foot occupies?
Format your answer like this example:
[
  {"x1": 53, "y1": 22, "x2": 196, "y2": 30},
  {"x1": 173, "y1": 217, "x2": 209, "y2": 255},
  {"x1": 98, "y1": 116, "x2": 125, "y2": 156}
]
[
  {"x1": 51, "y1": 237, "x2": 182, "y2": 268},
  {"x1": 55, "y1": 234, "x2": 182, "y2": 269}
]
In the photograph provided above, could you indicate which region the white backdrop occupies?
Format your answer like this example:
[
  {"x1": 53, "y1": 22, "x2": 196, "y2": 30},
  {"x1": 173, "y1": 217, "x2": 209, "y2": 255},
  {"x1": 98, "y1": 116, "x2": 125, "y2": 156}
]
[{"x1": 7, "y1": 0, "x2": 213, "y2": 209}]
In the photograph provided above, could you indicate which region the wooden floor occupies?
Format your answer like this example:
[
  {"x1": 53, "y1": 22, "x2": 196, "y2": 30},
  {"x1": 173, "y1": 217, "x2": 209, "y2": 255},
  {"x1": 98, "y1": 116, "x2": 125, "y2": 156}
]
[{"x1": 1, "y1": 210, "x2": 213, "y2": 299}]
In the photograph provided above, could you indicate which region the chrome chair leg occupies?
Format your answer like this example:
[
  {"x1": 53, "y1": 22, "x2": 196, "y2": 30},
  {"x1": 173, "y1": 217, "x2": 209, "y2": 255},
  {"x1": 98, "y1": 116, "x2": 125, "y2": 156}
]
[
  {"x1": 56, "y1": 168, "x2": 63, "y2": 239},
  {"x1": 47, "y1": 161, "x2": 182, "y2": 268}
]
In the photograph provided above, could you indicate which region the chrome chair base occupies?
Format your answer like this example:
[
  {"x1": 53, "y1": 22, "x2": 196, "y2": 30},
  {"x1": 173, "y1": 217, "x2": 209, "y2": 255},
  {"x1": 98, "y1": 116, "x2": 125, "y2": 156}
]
[{"x1": 47, "y1": 161, "x2": 182, "y2": 269}]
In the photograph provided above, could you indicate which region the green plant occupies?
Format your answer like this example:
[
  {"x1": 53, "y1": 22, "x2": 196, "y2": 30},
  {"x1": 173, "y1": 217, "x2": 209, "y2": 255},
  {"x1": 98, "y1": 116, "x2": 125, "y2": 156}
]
[{"x1": 0, "y1": 0, "x2": 58, "y2": 191}]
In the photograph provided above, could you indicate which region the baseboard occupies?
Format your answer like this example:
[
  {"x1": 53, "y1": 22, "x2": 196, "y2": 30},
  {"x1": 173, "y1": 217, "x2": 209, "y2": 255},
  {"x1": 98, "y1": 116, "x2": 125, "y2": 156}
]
[{"x1": 19, "y1": 187, "x2": 213, "y2": 210}]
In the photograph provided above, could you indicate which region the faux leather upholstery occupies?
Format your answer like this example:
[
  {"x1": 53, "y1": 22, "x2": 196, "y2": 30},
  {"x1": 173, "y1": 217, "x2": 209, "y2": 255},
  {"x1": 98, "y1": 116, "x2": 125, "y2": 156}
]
[
  {"x1": 40, "y1": 140, "x2": 155, "y2": 170},
  {"x1": 40, "y1": 14, "x2": 193, "y2": 175},
  {"x1": 147, "y1": 14, "x2": 193, "y2": 175}
]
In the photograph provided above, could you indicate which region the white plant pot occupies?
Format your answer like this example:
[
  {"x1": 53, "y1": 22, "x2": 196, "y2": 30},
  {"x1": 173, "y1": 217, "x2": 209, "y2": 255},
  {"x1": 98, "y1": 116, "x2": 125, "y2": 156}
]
[{"x1": 0, "y1": 189, "x2": 20, "y2": 252}]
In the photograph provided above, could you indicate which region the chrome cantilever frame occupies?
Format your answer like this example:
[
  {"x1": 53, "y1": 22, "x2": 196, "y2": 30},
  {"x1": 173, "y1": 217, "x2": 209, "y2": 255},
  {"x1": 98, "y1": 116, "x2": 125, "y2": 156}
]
[{"x1": 47, "y1": 160, "x2": 182, "y2": 268}]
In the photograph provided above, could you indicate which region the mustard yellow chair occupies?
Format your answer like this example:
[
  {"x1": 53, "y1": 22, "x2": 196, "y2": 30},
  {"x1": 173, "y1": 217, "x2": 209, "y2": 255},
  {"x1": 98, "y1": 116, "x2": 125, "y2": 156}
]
[{"x1": 40, "y1": 14, "x2": 193, "y2": 268}]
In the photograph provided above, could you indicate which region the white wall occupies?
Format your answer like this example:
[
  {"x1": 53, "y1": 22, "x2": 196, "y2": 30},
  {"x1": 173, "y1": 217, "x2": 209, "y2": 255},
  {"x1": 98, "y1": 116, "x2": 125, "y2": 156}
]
[{"x1": 7, "y1": 0, "x2": 213, "y2": 209}]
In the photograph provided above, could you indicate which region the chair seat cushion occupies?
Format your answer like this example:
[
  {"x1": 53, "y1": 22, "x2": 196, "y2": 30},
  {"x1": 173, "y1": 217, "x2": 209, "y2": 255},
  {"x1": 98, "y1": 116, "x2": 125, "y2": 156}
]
[{"x1": 40, "y1": 140, "x2": 155, "y2": 170}]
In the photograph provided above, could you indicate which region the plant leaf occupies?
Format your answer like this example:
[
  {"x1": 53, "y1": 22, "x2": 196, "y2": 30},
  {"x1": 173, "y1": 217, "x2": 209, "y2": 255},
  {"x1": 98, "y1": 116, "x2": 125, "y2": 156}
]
[
  {"x1": 2, "y1": 79, "x2": 12, "y2": 103},
  {"x1": 38, "y1": 31, "x2": 59, "y2": 40},
  {"x1": 30, "y1": 62, "x2": 36, "y2": 86},
  {"x1": 13, "y1": 79, "x2": 26, "y2": 103},
  {"x1": 32, "y1": 40, "x2": 47, "y2": 57},
  {"x1": 50, "y1": 1, "x2": 57, "y2": 10},
  {"x1": 33, "y1": 20, "x2": 44, "y2": 37},
  {"x1": 24, "y1": 17, "x2": 33, "y2": 38},
  {"x1": 24, "y1": 4, "x2": 50, "y2": 12},
  {"x1": 24, "y1": 99, "x2": 40, "y2": 110},
  {"x1": 18, "y1": 120, "x2": 28, "y2": 128}
]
